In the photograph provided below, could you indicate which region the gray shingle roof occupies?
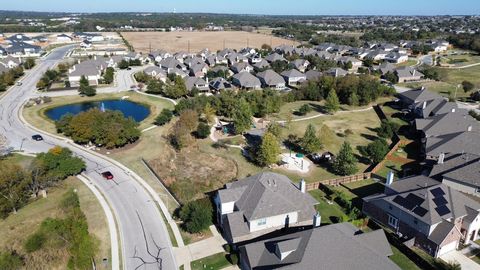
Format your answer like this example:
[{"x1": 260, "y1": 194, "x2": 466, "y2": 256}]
[
  {"x1": 415, "y1": 111, "x2": 478, "y2": 137},
  {"x1": 239, "y1": 223, "x2": 400, "y2": 270},
  {"x1": 425, "y1": 131, "x2": 480, "y2": 157},
  {"x1": 428, "y1": 221, "x2": 455, "y2": 245},
  {"x1": 256, "y1": 70, "x2": 285, "y2": 86},
  {"x1": 232, "y1": 72, "x2": 261, "y2": 88},
  {"x1": 399, "y1": 88, "x2": 444, "y2": 105},
  {"x1": 429, "y1": 153, "x2": 480, "y2": 180}
]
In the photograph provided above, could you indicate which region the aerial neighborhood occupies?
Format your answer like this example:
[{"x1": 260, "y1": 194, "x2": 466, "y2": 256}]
[{"x1": 1, "y1": 7, "x2": 480, "y2": 270}]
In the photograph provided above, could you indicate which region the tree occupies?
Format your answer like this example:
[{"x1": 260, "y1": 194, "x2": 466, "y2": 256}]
[
  {"x1": 203, "y1": 103, "x2": 216, "y2": 124},
  {"x1": 24, "y1": 58, "x2": 36, "y2": 69},
  {"x1": 178, "y1": 110, "x2": 199, "y2": 132},
  {"x1": 232, "y1": 98, "x2": 252, "y2": 134},
  {"x1": 325, "y1": 88, "x2": 340, "y2": 114},
  {"x1": 377, "y1": 120, "x2": 400, "y2": 139},
  {"x1": 155, "y1": 109, "x2": 173, "y2": 126},
  {"x1": 36, "y1": 79, "x2": 48, "y2": 90},
  {"x1": 462, "y1": 80, "x2": 475, "y2": 92},
  {"x1": 298, "y1": 104, "x2": 312, "y2": 116},
  {"x1": 332, "y1": 142, "x2": 358, "y2": 176},
  {"x1": 0, "y1": 161, "x2": 31, "y2": 217},
  {"x1": 179, "y1": 198, "x2": 213, "y2": 233},
  {"x1": 118, "y1": 59, "x2": 129, "y2": 69},
  {"x1": 103, "y1": 67, "x2": 115, "y2": 84},
  {"x1": 146, "y1": 79, "x2": 164, "y2": 94},
  {"x1": 257, "y1": 132, "x2": 281, "y2": 166},
  {"x1": 267, "y1": 122, "x2": 282, "y2": 138},
  {"x1": 196, "y1": 122, "x2": 211, "y2": 139},
  {"x1": 300, "y1": 124, "x2": 322, "y2": 154},
  {"x1": 78, "y1": 75, "x2": 96, "y2": 96},
  {"x1": 361, "y1": 138, "x2": 389, "y2": 164}
]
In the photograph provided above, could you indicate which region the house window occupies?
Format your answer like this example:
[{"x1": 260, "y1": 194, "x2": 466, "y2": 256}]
[
  {"x1": 257, "y1": 218, "x2": 267, "y2": 226},
  {"x1": 414, "y1": 218, "x2": 418, "y2": 225},
  {"x1": 388, "y1": 215, "x2": 399, "y2": 229}
]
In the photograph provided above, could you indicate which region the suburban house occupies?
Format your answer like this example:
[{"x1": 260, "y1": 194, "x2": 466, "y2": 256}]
[
  {"x1": 290, "y1": 59, "x2": 310, "y2": 72},
  {"x1": 68, "y1": 59, "x2": 106, "y2": 86},
  {"x1": 253, "y1": 59, "x2": 270, "y2": 71},
  {"x1": 56, "y1": 34, "x2": 73, "y2": 42},
  {"x1": 232, "y1": 72, "x2": 262, "y2": 90},
  {"x1": 415, "y1": 110, "x2": 478, "y2": 139},
  {"x1": 256, "y1": 70, "x2": 286, "y2": 90},
  {"x1": 376, "y1": 62, "x2": 396, "y2": 75},
  {"x1": 4, "y1": 42, "x2": 42, "y2": 57},
  {"x1": 80, "y1": 40, "x2": 92, "y2": 49},
  {"x1": 395, "y1": 67, "x2": 424, "y2": 83},
  {"x1": 184, "y1": 76, "x2": 209, "y2": 92},
  {"x1": 159, "y1": 57, "x2": 187, "y2": 73},
  {"x1": 336, "y1": 56, "x2": 362, "y2": 70},
  {"x1": 265, "y1": 53, "x2": 287, "y2": 63},
  {"x1": 215, "y1": 172, "x2": 318, "y2": 243},
  {"x1": 143, "y1": 66, "x2": 167, "y2": 83},
  {"x1": 231, "y1": 62, "x2": 254, "y2": 74},
  {"x1": 429, "y1": 153, "x2": 480, "y2": 196},
  {"x1": 6, "y1": 34, "x2": 34, "y2": 44},
  {"x1": 189, "y1": 62, "x2": 209, "y2": 77},
  {"x1": 209, "y1": 77, "x2": 232, "y2": 91},
  {"x1": 325, "y1": 67, "x2": 348, "y2": 78},
  {"x1": 0, "y1": 55, "x2": 22, "y2": 69},
  {"x1": 281, "y1": 69, "x2": 306, "y2": 86},
  {"x1": 385, "y1": 52, "x2": 409, "y2": 64},
  {"x1": 424, "y1": 131, "x2": 480, "y2": 160},
  {"x1": 149, "y1": 50, "x2": 172, "y2": 63},
  {"x1": 397, "y1": 88, "x2": 451, "y2": 118},
  {"x1": 238, "y1": 222, "x2": 400, "y2": 270},
  {"x1": 305, "y1": 70, "x2": 322, "y2": 81},
  {"x1": 363, "y1": 175, "x2": 480, "y2": 257}
]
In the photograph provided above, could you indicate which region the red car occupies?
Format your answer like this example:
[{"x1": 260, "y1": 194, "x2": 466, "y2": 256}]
[{"x1": 101, "y1": 171, "x2": 114, "y2": 180}]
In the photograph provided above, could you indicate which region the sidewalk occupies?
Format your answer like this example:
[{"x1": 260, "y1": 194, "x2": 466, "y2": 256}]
[{"x1": 175, "y1": 225, "x2": 227, "y2": 270}]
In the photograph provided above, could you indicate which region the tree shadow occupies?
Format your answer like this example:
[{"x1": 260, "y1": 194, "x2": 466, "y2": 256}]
[{"x1": 360, "y1": 133, "x2": 377, "y2": 141}]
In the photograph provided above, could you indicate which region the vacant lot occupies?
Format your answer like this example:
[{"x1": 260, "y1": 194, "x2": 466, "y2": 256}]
[{"x1": 121, "y1": 31, "x2": 298, "y2": 53}]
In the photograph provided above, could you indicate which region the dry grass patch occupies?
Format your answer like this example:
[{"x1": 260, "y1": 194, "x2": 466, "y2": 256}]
[{"x1": 121, "y1": 31, "x2": 298, "y2": 53}]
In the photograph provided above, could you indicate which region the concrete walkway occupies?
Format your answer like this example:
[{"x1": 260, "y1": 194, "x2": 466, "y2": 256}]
[
  {"x1": 174, "y1": 225, "x2": 227, "y2": 270},
  {"x1": 441, "y1": 250, "x2": 480, "y2": 270}
]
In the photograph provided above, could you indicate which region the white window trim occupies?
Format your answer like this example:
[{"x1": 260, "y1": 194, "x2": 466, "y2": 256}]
[{"x1": 388, "y1": 215, "x2": 399, "y2": 229}]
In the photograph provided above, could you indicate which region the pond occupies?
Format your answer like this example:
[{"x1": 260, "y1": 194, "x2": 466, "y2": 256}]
[{"x1": 45, "y1": 100, "x2": 150, "y2": 122}]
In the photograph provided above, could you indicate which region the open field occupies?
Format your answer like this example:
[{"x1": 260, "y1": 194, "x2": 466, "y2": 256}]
[
  {"x1": 399, "y1": 81, "x2": 468, "y2": 99},
  {"x1": 121, "y1": 31, "x2": 298, "y2": 53},
  {"x1": 435, "y1": 65, "x2": 480, "y2": 87},
  {"x1": 23, "y1": 92, "x2": 172, "y2": 134},
  {"x1": 0, "y1": 177, "x2": 110, "y2": 270}
]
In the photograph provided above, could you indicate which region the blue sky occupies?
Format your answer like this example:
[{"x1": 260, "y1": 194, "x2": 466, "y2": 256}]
[{"x1": 3, "y1": 0, "x2": 479, "y2": 15}]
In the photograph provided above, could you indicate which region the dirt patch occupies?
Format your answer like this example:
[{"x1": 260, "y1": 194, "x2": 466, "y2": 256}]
[
  {"x1": 121, "y1": 31, "x2": 298, "y2": 53},
  {"x1": 147, "y1": 143, "x2": 237, "y2": 203}
]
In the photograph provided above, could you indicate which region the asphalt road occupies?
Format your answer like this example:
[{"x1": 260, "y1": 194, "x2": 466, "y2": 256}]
[{"x1": 0, "y1": 46, "x2": 176, "y2": 270}]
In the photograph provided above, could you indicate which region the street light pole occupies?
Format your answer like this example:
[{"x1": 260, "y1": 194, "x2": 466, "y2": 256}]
[{"x1": 19, "y1": 138, "x2": 26, "y2": 152}]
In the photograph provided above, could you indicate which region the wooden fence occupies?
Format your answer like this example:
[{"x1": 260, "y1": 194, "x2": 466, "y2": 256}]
[{"x1": 306, "y1": 172, "x2": 372, "y2": 191}]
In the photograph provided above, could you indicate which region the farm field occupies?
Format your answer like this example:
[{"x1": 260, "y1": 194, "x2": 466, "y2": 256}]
[{"x1": 121, "y1": 31, "x2": 298, "y2": 53}]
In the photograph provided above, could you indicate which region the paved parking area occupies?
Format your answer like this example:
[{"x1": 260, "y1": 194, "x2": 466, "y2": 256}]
[{"x1": 441, "y1": 250, "x2": 480, "y2": 270}]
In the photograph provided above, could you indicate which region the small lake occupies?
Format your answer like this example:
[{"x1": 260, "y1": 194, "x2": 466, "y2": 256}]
[{"x1": 45, "y1": 100, "x2": 150, "y2": 122}]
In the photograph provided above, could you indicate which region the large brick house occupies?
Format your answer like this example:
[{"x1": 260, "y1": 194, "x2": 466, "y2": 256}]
[{"x1": 363, "y1": 175, "x2": 480, "y2": 257}]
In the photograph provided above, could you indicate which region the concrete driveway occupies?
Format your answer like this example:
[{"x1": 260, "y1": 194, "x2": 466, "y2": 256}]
[{"x1": 441, "y1": 250, "x2": 480, "y2": 270}]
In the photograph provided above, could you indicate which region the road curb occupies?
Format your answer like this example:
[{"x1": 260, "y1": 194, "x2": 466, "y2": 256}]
[{"x1": 78, "y1": 174, "x2": 121, "y2": 270}]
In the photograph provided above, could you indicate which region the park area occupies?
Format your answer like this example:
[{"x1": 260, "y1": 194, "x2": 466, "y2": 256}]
[{"x1": 121, "y1": 31, "x2": 298, "y2": 53}]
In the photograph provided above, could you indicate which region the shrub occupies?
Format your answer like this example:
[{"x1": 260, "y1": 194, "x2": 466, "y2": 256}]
[
  {"x1": 377, "y1": 120, "x2": 400, "y2": 139},
  {"x1": 227, "y1": 253, "x2": 239, "y2": 265},
  {"x1": 155, "y1": 109, "x2": 173, "y2": 126},
  {"x1": 0, "y1": 250, "x2": 23, "y2": 269},
  {"x1": 196, "y1": 122, "x2": 211, "y2": 139},
  {"x1": 179, "y1": 198, "x2": 213, "y2": 233},
  {"x1": 24, "y1": 232, "x2": 46, "y2": 253},
  {"x1": 297, "y1": 104, "x2": 312, "y2": 116}
]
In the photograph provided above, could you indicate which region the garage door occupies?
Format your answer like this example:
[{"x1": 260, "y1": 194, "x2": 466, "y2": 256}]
[{"x1": 438, "y1": 241, "x2": 458, "y2": 256}]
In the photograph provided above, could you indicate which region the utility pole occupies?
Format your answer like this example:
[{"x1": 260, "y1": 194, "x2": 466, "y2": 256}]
[
  {"x1": 187, "y1": 40, "x2": 190, "y2": 53},
  {"x1": 223, "y1": 39, "x2": 226, "y2": 50}
]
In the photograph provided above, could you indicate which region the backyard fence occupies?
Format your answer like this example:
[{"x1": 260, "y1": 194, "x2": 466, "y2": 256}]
[{"x1": 306, "y1": 172, "x2": 372, "y2": 191}]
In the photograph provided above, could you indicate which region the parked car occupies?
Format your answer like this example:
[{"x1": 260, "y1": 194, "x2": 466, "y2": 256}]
[
  {"x1": 16, "y1": 81, "x2": 22, "y2": 86},
  {"x1": 101, "y1": 171, "x2": 114, "y2": 180},
  {"x1": 31, "y1": 134, "x2": 43, "y2": 141}
]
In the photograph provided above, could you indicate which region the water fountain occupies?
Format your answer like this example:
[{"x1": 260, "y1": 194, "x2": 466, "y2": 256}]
[{"x1": 100, "y1": 102, "x2": 106, "y2": 112}]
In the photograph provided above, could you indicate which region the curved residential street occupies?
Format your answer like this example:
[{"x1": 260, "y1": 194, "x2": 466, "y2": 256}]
[{"x1": 0, "y1": 46, "x2": 177, "y2": 270}]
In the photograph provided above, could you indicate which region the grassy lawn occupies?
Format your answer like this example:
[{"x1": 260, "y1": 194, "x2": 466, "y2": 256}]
[
  {"x1": 439, "y1": 53, "x2": 480, "y2": 67},
  {"x1": 190, "y1": 252, "x2": 232, "y2": 270},
  {"x1": 389, "y1": 245, "x2": 421, "y2": 270},
  {"x1": 270, "y1": 100, "x2": 324, "y2": 121},
  {"x1": 308, "y1": 189, "x2": 347, "y2": 224},
  {"x1": 23, "y1": 92, "x2": 174, "y2": 134},
  {"x1": 435, "y1": 64, "x2": 480, "y2": 88},
  {"x1": 2, "y1": 153, "x2": 35, "y2": 168},
  {"x1": 399, "y1": 81, "x2": 466, "y2": 99},
  {"x1": 0, "y1": 177, "x2": 111, "y2": 269}
]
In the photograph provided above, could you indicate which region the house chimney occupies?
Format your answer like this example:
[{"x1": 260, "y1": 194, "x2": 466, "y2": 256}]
[
  {"x1": 438, "y1": 153, "x2": 445, "y2": 164},
  {"x1": 313, "y1": 212, "x2": 321, "y2": 228},
  {"x1": 299, "y1": 179, "x2": 306, "y2": 193},
  {"x1": 451, "y1": 108, "x2": 456, "y2": 113},
  {"x1": 386, "y1": 171, "x2": 394, "y2": 186},
  {"x1": 422, "y1": 101, "x2": 427, "y2": 109},
  {"x1": 467, "y1": 125, "x2": 473, "y2": 132}
]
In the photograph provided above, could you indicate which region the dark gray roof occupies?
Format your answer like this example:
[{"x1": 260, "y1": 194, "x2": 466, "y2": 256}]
[
  {"x1": 415, "y1": 111, "x2": 479, "y2": 137},
  {"x1": 305, "y1": 70, "x2": 322, "y2": 81},
  {"x1": 239, "y1": 223, "x2": 399, "y2": 270},
  {"x1": 365, "y1": 175, "x2": 480, "y2": 226},
  {"x1": 429, "y1": 153, "x2": 480, "y2": 180},
  {"x1": 398, "y1": 88, "x2": 442, "y2": 105},
  {"x1": 417, "y1": 99, "x2": 457, "y2": 118},
  {"x1": 256, "y1": 70, "x2": 285, "y2": 86},
  {"x1": 232, "y1": 72, "x2": 261, "y2": 88},
  {"x1": 428, "y1": 221, "x2": 455, "y2": 245},
  {"x1": 425, "y1": 131, "x2": 480, "y2": 157},
  {"x1": 395, "y1": 66, "x2": 424, "y2": 79},
  {"x1": 221, "y1": 172, "x2": 318, "y2": 221},
  {"x1": 281, "y1": 69, "x2": 306, "y2": 79},
  {"x1": 443, "y1": 157, "x2": 480, "y2": 188},
  {"x1": 265, "y1": 53, "x2": 286, "y2": 63}
]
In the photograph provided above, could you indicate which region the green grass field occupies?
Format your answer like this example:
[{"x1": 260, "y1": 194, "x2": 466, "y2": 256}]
[
  {"x1": 190, "y1": 252, "x2": 232, "y2": 270},
  {"x1": 389, "y1": 246, "x2": 421, "y2": 270}
]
